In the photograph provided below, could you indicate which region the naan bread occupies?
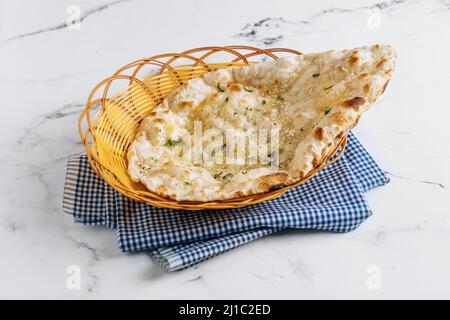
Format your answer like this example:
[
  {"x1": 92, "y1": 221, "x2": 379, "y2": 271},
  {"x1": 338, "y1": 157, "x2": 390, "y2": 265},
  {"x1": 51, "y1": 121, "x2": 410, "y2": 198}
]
[{"x1": 127, "y1": 44, "x2": 396, "y2": 201}]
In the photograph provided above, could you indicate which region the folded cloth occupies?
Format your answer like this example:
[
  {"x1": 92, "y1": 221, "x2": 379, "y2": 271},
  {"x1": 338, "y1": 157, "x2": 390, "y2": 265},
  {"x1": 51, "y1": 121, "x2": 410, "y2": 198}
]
[{"x1": 63, "y1": 132, "x2": 389, "y2": 271}]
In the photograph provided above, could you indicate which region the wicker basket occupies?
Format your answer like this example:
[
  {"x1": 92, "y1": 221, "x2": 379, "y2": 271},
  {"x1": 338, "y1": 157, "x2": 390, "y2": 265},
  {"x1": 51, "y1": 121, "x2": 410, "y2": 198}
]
[{"x1": 78, "y1": 46, "x2": 347, "y2": 210}]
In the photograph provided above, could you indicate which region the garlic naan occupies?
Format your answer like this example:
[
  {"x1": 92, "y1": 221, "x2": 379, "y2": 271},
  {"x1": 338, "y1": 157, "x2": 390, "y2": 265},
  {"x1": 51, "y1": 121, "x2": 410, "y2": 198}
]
[{"x1": 127, "y1": 44, "x2": 396, "y2": 201}]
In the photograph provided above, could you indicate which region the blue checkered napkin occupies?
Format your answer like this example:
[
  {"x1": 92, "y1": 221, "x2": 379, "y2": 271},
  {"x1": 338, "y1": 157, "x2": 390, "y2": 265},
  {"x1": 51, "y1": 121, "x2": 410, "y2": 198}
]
[{"x1": 63, "y1": 132, "x2": 389, "y2": 271}]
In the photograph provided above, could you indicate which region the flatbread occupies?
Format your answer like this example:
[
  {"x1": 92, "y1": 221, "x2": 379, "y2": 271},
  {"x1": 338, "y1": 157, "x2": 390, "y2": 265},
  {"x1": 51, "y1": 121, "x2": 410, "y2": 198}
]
[{"x1": 127, "y1": 44, "x2": 396, "y2": 201}]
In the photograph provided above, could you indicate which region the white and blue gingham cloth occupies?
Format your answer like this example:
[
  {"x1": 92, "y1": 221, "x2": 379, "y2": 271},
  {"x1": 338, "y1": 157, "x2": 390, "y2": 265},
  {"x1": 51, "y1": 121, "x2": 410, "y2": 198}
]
[{"x1": 63, "y1": 132, "x2": 389, "y2": 271}]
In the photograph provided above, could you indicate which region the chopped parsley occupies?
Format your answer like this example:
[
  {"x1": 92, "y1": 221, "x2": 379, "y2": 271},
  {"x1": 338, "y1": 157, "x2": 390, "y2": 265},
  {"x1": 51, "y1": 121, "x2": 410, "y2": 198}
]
[
  {"x1": 277, "y1": 95, "x2": 284, "y2": 101},
  {"x1": 312, "y1": 73, "x2": 320, "y2": 78},
  {"x1": 163, "y1": 138, "x2": 183, "y2": 147},
  {"x1": 225, "y1": 97, "x2": 229, "y2": 102},
  {"x1": 324, "y1": 85, "x2": 333, "y2": 90},
  {"x1": 213, "y1": 172, "x2": 223, "y2": 179},
  {"x1": 324, "y1": 107, "x2": 332, "y2": 115},
  {"x1": 217, "y1": 83, "x2": 225, "y2": 92},
  {"x1": 222, "y1": 173, "x2": 233, "y2": 180},
  {"x1": 244, "y1": 87, "x2": 253, "y2": 92},
  {"x1": 241, "y1": 170, "x2": 248, "y2": 174},
  {"x1": 262, "y1": 99, "x2": 267, "y2": 105}
]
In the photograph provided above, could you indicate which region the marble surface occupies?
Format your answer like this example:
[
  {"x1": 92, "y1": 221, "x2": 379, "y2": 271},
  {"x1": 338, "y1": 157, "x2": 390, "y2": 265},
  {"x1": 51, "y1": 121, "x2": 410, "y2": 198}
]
[{"x1": 0, "y1": 0, "x2": 449, "y2": 299}]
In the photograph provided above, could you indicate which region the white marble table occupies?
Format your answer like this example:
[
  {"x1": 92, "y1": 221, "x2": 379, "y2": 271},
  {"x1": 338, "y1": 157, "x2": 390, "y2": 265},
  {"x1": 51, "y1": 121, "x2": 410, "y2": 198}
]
[{"x1": 0, "y1": 0, "x2": 449, "y2": 299}]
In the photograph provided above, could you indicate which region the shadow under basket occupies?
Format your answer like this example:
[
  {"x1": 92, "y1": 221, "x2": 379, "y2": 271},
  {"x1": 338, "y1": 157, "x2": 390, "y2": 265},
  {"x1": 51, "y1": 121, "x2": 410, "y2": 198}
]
[{"x1": 78, "y1": 45, "x2": 348, "y2": 210}]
